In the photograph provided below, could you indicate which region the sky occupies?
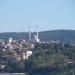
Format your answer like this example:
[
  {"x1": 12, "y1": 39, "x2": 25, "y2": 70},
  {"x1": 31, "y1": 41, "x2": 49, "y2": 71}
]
[{"x1": 0, "y1": 0, "x2": 75, "y2": 32}]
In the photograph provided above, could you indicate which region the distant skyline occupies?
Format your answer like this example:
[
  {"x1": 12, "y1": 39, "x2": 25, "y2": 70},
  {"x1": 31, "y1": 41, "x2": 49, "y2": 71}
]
[{"x1": 0, "y1": 0, "x2": 75, "y2": 32}]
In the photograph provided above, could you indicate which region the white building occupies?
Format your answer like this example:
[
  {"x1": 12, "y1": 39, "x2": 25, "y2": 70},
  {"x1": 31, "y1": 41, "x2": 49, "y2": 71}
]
[
  {"x1": 22, "y1": 51, "x2": 32, "y2": 60},
  {"x1": 9, "y1": 37, "x2": 13, "y2": 43}
]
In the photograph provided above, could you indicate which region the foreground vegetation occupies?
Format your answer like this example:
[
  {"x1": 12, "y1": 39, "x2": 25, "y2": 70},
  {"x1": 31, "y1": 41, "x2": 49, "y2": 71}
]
[{"x1": 1, "y1": 42, "x2": 75, "y2": 75}]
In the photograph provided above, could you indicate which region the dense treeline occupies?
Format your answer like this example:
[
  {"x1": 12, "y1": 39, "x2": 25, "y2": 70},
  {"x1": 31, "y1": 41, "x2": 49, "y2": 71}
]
[
  {"x1": 0, "y1": 32, "x2": 28, "y2": 40},
  {"x1": 0, "y1": 30, "x2": 75, "y2": 43},
  {"x1": 39, "y1": 30, "x2": 75, "y2": 42},
  {"x1": 3, "y1": 42, "x2": 75, "y2": 75}
]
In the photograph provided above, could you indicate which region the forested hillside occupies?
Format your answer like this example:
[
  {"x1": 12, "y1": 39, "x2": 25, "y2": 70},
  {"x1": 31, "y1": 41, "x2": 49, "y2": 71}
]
[{"x1": 0, "y1": 30, "x2": 75, "y2": 43}]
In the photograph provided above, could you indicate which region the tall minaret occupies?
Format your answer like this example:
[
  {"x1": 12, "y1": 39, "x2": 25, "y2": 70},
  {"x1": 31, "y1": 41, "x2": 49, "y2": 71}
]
[
  {"x1": 29, "y1": 25, "x2": 31, "y2": 41},
  {"x1": 37, "y1": 25, "x2": 38, "y2": 39},
  {"x1": 36, "y1": 25, "x2": 40, "y2": 43}
]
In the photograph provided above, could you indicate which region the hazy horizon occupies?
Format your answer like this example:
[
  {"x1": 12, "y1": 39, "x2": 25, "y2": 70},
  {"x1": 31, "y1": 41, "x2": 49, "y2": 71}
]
[{"x1": 0, "y1": 29, "x2": 75, "y2": 33}]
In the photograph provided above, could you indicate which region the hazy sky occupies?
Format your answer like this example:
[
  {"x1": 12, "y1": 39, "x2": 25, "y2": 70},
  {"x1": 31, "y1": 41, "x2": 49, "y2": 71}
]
[{"x1": 0, "y1": 0, "x2": 75, "y2": 32}]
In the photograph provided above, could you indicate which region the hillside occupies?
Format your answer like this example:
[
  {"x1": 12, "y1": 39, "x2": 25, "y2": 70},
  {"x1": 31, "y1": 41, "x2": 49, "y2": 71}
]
[
  {"x1": 39, "y1": 30, "x2": 75, "y2": 43},
  {"x1": 0, "y1": 30, "x2": 75, "y2": 43}
]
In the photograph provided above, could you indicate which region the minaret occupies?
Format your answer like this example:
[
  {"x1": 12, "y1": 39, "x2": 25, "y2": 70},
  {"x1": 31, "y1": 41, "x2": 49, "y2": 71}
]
[
  {"x1": 29, "y1": 25, "x2": 31, "y2": 41},
  {"x1": 36, "y1": 25, "x2": 40, "y2": 43},
  {"x1": 37, "y1": 25, "x2": 38, "y2": 39}
]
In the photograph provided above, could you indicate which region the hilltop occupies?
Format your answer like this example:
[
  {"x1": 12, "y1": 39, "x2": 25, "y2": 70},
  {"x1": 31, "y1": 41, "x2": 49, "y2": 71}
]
[{"x1": 0, "y1": 30, "x2": 75, "y2": 43}]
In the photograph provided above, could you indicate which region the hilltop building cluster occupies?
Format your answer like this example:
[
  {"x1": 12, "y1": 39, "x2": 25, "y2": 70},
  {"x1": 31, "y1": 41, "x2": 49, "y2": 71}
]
[
  {"x1": 0, "y1": 26, "x2": 40, "y2": 70},
  {"x1": 0, "y1": 37, "x2": 33, "y2": 70}
]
